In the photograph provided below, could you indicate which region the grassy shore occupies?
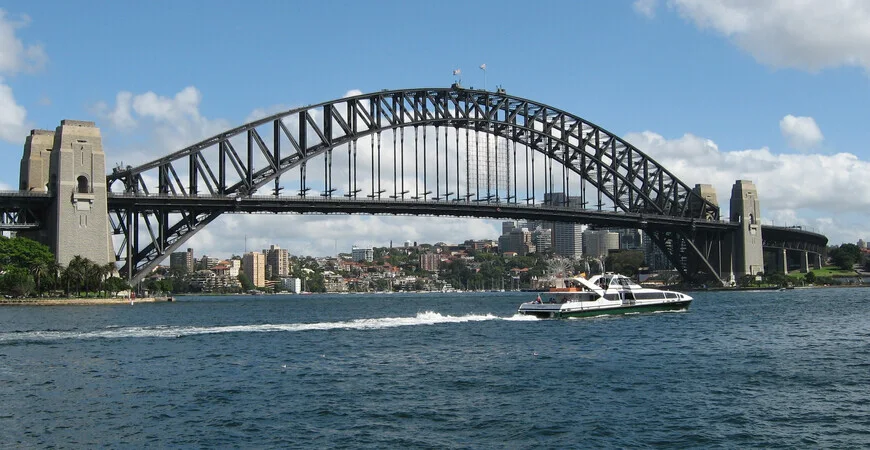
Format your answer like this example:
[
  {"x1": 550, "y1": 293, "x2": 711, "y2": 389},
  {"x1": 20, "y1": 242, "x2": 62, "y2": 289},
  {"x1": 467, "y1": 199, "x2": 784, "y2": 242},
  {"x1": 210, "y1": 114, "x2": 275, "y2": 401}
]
[{"x1": 0, "y1": 297, "x2": 170, "y2": 306}]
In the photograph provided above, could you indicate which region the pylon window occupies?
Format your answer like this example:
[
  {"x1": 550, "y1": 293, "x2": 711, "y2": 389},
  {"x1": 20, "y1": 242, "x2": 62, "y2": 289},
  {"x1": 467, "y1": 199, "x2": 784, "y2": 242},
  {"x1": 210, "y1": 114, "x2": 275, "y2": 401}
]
[{"x1": 77, "y1": 175, "x2": 89, "y2": 194}]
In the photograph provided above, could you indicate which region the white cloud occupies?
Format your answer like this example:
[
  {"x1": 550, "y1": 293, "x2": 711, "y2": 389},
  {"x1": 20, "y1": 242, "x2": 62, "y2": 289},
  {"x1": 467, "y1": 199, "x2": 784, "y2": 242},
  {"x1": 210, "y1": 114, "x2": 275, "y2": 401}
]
[
  {"x1": 666, "y1": 0, "x2": 870, "y2": 72},
  {"x1": 779, "y1": 114, "x2": 823, "y2": 150},
  {"x1": 633, "y1": 0, "x2": 658, "y2": 19},
  {"x1": 0, "y1": 9, "x2": 47, "y2": 74},
  {"x1": 0, "y1": 77, "x2": 27, "y2": 142},
  {"x1": 131, "y1": 86, "x2": 202, "y2": 124},
  {"x1": 624, "y1": 129, "x2": 870, "y2": 244},
  {"x1": 0, "y1": 9, "x2": 43, "y2": 143},
  {"x1": 102, "y1": 91, "x2": 136, "y2": 129},
  {"x1": 97, "y1": 86, "x2": 232, "y2": 167}
]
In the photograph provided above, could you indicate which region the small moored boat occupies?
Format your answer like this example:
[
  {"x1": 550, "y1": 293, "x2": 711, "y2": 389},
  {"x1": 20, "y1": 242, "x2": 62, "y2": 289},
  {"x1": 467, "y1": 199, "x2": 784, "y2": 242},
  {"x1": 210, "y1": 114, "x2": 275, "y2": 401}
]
[{"x1": 517, "y1": 273, "x2": 692, "y2": 318}]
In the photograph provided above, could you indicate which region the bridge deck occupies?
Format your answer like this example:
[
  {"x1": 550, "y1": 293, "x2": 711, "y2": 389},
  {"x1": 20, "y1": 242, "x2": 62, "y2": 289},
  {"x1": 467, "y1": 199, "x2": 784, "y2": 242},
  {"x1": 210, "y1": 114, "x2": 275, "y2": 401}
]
[{"x1": 106, "y1": 193, "x2": 737, "y2": 232}]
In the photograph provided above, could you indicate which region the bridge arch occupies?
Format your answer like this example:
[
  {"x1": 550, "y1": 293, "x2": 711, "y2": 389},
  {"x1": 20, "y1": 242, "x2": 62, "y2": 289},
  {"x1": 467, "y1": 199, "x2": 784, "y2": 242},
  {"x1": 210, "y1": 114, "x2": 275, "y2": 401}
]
[{"x1": 107, "y1": 86, "x2": 722, "y2": 283}]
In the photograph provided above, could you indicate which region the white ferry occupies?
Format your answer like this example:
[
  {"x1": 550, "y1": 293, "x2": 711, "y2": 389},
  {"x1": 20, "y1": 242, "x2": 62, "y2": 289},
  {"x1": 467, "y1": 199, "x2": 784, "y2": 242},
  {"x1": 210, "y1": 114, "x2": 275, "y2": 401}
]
[{"x1": 517, "y1": 273, "x2": 692, "y2": 319}]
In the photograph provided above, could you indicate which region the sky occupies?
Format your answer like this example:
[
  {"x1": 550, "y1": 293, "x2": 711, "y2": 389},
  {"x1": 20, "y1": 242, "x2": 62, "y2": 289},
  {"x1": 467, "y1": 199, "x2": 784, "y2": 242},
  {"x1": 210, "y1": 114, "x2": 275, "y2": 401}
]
[{"x1": 1, "y1": 0, "x2": 869, "y2": 258}]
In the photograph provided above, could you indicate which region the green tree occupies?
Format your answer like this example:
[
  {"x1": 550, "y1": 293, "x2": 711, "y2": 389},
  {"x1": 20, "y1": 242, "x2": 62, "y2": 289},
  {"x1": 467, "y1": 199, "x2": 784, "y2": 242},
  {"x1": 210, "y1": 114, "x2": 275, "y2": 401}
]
[
  {"x1": 104, "y1": 277, "x2": 130, "y2": 296},
  {"x1": 158, "y1": 278, "x2": 174, "y2": 294},
  {"x1": 605, "y1": 250, "x2": 645, "y2": 277},
  {"x1": 765, "y1": 272, "x2": 788, "y2": 287},
  {"x1": 804, "y1": 271, "x2": 817, "y2": 284},
  {"x1": 98, "y1": 263, "x2": 117, "y2": 296},
  {"x1": 28, "y1": 260, "x2": 49, "y2": 296},
  {"x1": 238, "y1": 272, "x2": 255, "y2": 291},
  {"x1": 62, "y1": 255, "x2": 89, "y2": 296},
  {"x1": 0, "y1": 236, "x2": 55, "y2": 272},
  {"x1": 830, "y1": 244, "x2": 861, "y2": 271},
  {"x1": 737, "y1": 274, "x2": 756, "y2": 288},
  {"x1": 0, "y1": 267, "x2": 35, "y2": 297}
]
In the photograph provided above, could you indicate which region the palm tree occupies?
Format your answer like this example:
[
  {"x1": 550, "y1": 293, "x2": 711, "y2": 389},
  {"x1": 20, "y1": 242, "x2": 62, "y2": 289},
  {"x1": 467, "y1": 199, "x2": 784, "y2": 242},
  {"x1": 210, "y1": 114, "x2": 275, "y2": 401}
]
[
  {"x1": 64, "y1": 256, "x2": 89, "y2": 296},
  {"x1": 29, "y1": 260, "x2": 48, "y2": 296},
  {"x1": 46, "y1": 261, "x2": 63, "y2": 295},
  {"x1": 98, "y1": 262, "x2": 117, "y2": 296},
  {"x1": 83, "y1": 259, "x2": 103, "y2": 296}
]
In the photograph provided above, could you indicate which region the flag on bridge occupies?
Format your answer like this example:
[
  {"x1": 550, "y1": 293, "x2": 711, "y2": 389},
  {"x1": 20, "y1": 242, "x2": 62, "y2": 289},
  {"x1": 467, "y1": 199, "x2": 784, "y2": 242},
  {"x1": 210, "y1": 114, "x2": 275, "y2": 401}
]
[
  {"x1": 453, "y1": 68, "x2": 461, "y2": 76},
  {"x1": 479, "y1": 63, "x2": 486, "y2": 70}
]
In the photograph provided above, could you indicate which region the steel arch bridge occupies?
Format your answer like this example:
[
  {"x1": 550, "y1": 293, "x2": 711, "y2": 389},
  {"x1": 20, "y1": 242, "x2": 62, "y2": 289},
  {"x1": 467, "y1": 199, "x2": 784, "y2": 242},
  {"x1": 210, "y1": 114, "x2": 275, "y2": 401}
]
[{"x1": 98, "y1": 85, "x2": 795, "y2": 283}]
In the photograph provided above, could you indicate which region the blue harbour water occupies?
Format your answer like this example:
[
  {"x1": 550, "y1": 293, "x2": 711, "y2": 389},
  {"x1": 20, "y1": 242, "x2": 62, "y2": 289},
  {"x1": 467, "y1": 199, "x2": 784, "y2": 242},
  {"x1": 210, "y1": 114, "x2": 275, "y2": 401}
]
[{"x1": 2, "y1": 288, "x2": 870, "y2": 448}]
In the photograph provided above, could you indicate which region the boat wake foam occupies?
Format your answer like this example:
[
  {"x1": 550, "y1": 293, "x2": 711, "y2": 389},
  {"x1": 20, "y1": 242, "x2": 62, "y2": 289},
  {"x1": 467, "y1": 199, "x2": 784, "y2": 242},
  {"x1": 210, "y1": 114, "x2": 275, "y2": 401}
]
[
  {"x1": 0, "y1": 312, "x2": 504, "y2": 343},
  {"x1": 503, "y1": 314, "x2": 541, "y2": 321}
]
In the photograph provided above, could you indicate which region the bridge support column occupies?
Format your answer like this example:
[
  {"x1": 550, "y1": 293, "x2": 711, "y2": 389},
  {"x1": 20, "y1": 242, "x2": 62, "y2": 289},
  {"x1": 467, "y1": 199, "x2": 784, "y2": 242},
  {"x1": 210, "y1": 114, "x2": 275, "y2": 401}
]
[
  {"x1": 42, "y1": 120, "x2": 113, "y2": 269},
  {"x1": 688, "y1": 184, "x2": 731, "y2": 285},
  {"x1": 799, "y1": 251, "x2": 810, "y2": 274},
  {"x1": 777, "y1": 248, "x2": 788, "y2": 275},
  {"x1": 729, "y1": 180, "x2": 764, "y2": 278},
  {"x1": 18, "y1": 130, "x2": 57, "y2": 246},
  {"x1": 813, "y1": 253, "x2": 823, "y2": 270}
]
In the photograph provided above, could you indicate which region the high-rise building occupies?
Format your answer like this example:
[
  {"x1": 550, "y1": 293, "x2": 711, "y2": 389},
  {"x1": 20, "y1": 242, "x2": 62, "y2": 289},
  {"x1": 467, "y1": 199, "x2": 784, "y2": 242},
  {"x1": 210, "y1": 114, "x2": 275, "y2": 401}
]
[
  {"x1": 351, "y1": 246, "x2": 374, "y2": 262},
  {"x1": 553, "y1": 222, "x2": 584, "y2": 259},
  {"x1": 607, "y1": 228, "x2": 643, "y2": 251},
  {"x1": 584, "y1": 230, "x2": 620, "y2": 259},
  {"x1": 264, "y1": 244, "x2": 290, "y2": 277},
  {"x1": 242, "y1": 252, "x2": 266, "y2": 288},
  {"x1": 227, "y1": 259, "x2": 242, "y2": 277},
  {"x1": 502, "y1": 221, "x2": 517, "y2": 235},
  {"x1": 420, "y1": 253, "x2": 440, "y2": 272},
  {"x1": 170, "y1": 247, "x2": 194, "y2": 274},
  {"x1": 498, "y1": 228, "x2": 536, "y2": 256},
  {"x1": 531, "y1": 226, "x2": 552, "y2": 254},
  {"x1": 544, "y1": 193, "x2": 585, "y2": 259},
  {"x1": 199, "y1": 255, "x2": 220, "y2": 270},
  {"x1": 644, "y1": 235, "x2": 673, "y2": 271}
]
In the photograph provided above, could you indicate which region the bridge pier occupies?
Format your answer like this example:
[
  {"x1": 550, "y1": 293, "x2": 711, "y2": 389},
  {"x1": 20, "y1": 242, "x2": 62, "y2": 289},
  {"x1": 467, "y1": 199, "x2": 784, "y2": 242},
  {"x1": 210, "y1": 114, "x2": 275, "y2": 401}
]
[
  {"x1": 687, "y1": 184, "x2": 733, "y2": 285},
  {"x1": 19, "y1": 121, "x2": 113, "y2": 269},
  {"x1": 775, "y1": 248, "x2": 788, "y2": 275},
  {"x1": 799, "y1": 251, "x2": 810, "y2": 274},
  {"x1": 729, "y1": 180, "x2": 764, "y2": 279}
]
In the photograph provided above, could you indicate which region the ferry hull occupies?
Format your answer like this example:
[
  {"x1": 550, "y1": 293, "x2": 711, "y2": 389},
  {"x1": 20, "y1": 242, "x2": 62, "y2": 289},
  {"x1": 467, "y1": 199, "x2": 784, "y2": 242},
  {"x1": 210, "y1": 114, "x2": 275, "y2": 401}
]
[{"x1": 519, "y1": 300, "x2": 692, "y2": 319}]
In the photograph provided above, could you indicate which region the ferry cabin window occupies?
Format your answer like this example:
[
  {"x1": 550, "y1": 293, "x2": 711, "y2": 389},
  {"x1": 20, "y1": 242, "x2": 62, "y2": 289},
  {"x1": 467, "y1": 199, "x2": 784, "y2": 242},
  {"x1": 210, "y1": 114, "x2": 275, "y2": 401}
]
[
  {"x1": 635, "y1": 292, "x2": 666, "y2": 300},
  {"x1": 604, "y1": 293, "x2": 621, "y2": 301}
]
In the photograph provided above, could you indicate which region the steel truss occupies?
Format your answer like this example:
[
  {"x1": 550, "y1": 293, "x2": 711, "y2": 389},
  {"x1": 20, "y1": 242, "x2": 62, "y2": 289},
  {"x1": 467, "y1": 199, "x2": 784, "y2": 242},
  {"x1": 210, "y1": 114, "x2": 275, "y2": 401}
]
[
  {"x1": 105, "y1": 87, "x2": 733, "y2": 283},
  {"x1": 0, "y1": 192, "x2": 50, "y2": 231},
  {"x1": 761, "y1": 225, "x2": 827, "y2": 255}
]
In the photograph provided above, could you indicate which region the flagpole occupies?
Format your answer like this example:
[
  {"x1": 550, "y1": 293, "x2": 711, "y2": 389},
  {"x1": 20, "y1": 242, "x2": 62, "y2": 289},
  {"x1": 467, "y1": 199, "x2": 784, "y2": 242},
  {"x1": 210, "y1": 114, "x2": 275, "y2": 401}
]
[{"x1": 480, "y1": 64, "x2": 487, "y2": 91}]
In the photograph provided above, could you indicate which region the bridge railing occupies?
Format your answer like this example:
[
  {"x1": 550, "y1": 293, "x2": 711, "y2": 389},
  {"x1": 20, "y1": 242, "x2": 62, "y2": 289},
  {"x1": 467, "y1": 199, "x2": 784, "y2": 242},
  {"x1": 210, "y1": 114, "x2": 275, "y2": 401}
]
[{"x1": 0, "y1": 190, "x2": 52, "y2": 197}]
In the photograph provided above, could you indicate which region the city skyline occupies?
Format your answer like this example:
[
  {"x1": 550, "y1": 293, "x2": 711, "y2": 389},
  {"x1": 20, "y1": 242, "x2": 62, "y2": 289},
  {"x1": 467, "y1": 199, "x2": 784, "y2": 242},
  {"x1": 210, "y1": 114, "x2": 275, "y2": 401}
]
[{"x1": 2, "y1": 1, "x2": 869, "y2": 257}]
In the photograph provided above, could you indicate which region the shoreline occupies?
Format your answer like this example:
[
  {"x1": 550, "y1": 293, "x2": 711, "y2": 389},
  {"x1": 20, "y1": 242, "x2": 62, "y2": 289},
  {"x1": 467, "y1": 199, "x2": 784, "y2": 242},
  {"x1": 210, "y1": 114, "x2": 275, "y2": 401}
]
[{"x1": 0, "y1": 297, "x2": 170, "y2": 306}]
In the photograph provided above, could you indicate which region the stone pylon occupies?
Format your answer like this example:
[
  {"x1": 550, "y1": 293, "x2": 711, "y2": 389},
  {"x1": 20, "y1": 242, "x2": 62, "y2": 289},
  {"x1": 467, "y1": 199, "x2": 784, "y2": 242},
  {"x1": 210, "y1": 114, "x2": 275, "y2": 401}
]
[
  {"x1": 20, "y1": 120, "x2": 113, "y2": 268},
  {"x1": 729, "y1": 180, "x2": 763, "y2": 278}
]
